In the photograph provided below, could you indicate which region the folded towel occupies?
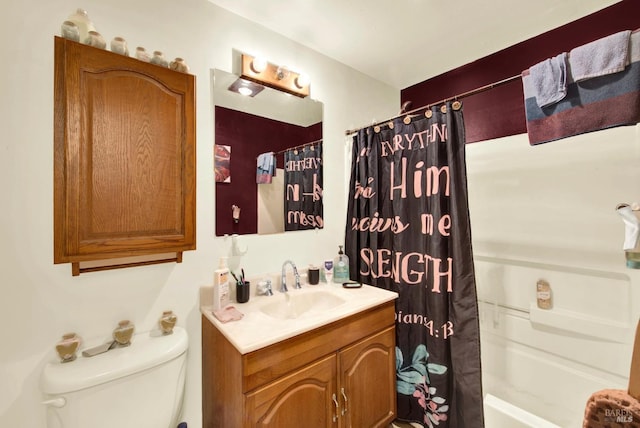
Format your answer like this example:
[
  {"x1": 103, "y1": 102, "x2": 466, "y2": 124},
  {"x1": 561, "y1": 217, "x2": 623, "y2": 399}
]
[
  {"x1": 256, "y1": 152, "x2": 275, "y2": 184},
  {"x1": 522, "y1": 29, "x2": 640, "y2": 145},
  {"x1": 257, "y1": 152, "x2": 273, "y2": 171},
  {"x1": 212, "y1": 306, "x2": 244, "y2": 323},
  {"x1": 528, "y1": 53, "x2": 568, "y2": 107},
  {"x1": 617, "y1": 205, "x2": 640, "y2": 250},
  {"x1": 570, "y1": 30, "x2": 631, "y2": 82},
  {"x1": 583, "y1": 389, "x2": 640, "y2": 427}
]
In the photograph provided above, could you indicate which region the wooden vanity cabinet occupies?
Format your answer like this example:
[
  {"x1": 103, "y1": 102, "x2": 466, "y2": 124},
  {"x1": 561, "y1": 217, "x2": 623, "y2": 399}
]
[
  {"x1": 53, "y1": 37, "x2": 196, "y2": 275},
  {"x1": 202, "y1": 301, "x2": 397, "y2": 428}
]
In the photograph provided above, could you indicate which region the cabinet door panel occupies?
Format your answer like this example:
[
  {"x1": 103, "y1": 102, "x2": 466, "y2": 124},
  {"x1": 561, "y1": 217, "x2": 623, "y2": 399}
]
[
  {"x1": 246, "y1": 354, "x2": 337, "y2": 427},
  {"x1": 339, "y1": 326, "x2": 396, "y2": 428},
  {"x1": 81, "y1": 71, "x2": 182, "y2": 239}
]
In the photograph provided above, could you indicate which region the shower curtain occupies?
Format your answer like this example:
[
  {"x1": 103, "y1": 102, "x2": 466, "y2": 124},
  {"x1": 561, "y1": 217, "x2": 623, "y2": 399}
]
[
  {"x1": 284, "y1": 143, "x2": 323, "y2": 231},
  {"x1": 345, "y1": 103, "x2": 483, "y2": 427}
]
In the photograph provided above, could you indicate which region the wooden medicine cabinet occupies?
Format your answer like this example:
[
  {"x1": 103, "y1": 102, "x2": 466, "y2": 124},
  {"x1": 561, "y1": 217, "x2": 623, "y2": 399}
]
[{"x1": 53, "y1": 37, "x2": 196, "y2": 275}]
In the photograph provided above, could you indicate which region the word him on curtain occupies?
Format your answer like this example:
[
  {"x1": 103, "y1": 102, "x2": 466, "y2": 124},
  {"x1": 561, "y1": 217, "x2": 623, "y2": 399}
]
[
  {"x1": 346, "y1": 103, "x2": 483, "y2": 427},
  {"x1": 284, "y1": 143, "x2": 323, "y2": 231}
]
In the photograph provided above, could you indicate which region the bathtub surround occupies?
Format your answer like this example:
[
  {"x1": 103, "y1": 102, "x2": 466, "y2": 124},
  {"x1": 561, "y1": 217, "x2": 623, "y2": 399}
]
[
  {"x1": 346, "y1": 103, "x2": 483, "y2": 427},
  {"x1": 468, "y1": 129, "x2": 640, "y2": 426}
]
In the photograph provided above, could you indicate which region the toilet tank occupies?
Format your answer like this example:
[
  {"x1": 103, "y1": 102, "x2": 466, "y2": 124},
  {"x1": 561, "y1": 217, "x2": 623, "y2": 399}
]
[{"x1": 40, "y1": 327, "x2": 188, "y2": 428}]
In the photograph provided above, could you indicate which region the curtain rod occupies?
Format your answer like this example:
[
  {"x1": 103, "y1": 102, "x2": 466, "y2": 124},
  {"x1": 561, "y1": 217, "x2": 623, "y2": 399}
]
[
  {"x1": 274, "y1": 139, "x2": 323, "y2": 156},
  {"x1": 344, "y1": 74, "x2": 522, "y2": 136}
]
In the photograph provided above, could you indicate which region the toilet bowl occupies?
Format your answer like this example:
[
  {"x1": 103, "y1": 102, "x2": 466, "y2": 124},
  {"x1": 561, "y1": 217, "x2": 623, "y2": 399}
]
[{"x1": 40, "y1": 326, "x2": 188, "y2": 428}]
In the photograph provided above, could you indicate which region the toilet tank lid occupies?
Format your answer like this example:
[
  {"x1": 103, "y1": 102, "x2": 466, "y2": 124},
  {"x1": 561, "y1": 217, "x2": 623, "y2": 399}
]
[{"x1": 40, "y1": 326, "x2": 188, "y2": 394}]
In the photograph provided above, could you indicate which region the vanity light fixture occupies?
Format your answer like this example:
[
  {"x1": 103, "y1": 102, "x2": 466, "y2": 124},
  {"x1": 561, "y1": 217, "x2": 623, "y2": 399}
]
[{"x1": 241, "y1": 53, "x2": 310, "y2": 98}]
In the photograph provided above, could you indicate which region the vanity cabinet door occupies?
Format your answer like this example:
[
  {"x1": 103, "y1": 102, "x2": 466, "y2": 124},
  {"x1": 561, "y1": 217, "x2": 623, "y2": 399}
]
[
  {"x1": 245, "y1": 354, "x2": 338, "y2": 427},
  {"x1": 338, "y1": 326, "x2": 396, "y2": 428},
  {"x1": 53, "y1": 36, "x2": 196, "y2": 274}
]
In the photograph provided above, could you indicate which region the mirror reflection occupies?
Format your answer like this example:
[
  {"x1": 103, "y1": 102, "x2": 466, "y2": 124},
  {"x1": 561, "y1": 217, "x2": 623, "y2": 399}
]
[{"x1": 213, "y1": 69, "x2": 324, "y2": 236}]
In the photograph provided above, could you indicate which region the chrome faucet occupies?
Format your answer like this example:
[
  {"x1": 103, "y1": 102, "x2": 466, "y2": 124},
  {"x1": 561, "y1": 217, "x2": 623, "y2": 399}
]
[{"x1": 281, "y1": 260, "x2": 301, "y2": 292}]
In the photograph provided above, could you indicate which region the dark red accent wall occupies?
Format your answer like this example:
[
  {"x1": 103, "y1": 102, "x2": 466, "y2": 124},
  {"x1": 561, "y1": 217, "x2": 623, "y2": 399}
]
[
  {"x1": 215, "y1": 106, "x2": 322, "y2": 236},
  {"x1": 401, "y1": 0, "x2": 640, "y2": 143}
]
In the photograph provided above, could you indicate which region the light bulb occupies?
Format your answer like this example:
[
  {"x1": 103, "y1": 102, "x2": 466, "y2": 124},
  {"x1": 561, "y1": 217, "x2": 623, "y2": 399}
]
[
  {"x1": 251, "y1": 57, "x2": 267, "y2": 73},
  {"x1": 295, "y1": 73, "x2": 310, "y2": 88},
  {"x1": 238, "y1": 87, "x2": 253, "y2": 96}
]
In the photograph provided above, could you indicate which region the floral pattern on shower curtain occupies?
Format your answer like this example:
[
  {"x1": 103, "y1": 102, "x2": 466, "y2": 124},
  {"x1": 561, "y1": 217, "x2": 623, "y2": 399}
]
[
  {"x1": 345, "y1": 103, "x2": 484, "y2": 427},
  {"x1": 284, "y1": 143, "x2": 323, "y2": 231}
]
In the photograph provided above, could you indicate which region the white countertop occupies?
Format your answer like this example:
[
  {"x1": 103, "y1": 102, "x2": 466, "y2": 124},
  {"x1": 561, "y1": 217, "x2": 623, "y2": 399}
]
[{"x1": 200, "y1": 282, "x2": 397, "y2": 354}]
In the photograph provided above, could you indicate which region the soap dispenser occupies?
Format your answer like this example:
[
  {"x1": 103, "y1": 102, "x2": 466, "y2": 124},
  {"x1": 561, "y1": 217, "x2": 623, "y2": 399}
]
[{"x1": 333, "y1": 245, "x2": 350, "y2": 283}]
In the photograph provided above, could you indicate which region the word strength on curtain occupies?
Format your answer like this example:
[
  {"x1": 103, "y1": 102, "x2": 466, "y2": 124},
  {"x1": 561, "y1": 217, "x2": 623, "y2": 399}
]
[
  {"x1": 284, "y1": 143, "x2": 323, "y2": 231},
  {"x1": 345, "y1": 103, "x2": 483, "y2": 427},
  {"x1": 353, "y1": 122, "x2": 452, "y2": 289}
]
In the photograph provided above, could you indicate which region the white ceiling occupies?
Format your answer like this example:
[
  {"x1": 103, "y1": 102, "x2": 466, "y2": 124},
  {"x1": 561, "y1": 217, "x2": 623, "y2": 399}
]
[{"x1": 208, "y1": 0, "x2": 622, "y2": 89}]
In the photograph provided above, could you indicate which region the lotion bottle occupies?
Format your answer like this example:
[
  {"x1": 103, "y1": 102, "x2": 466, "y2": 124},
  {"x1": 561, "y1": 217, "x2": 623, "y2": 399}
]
[{"x1": 213, "y1": 257, "x2": 230, "y2": 311}]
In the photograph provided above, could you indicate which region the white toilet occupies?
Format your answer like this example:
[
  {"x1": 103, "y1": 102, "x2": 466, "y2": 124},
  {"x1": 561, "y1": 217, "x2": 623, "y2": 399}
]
[{"x1": 40, "y1": 326, "x2": 188, "y2": 428}]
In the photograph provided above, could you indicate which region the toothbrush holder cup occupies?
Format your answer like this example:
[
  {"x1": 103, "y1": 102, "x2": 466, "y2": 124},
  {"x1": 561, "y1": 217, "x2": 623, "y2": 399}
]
[{"x1": 236, "y1": 281, "x2": 250, "y2": 303}]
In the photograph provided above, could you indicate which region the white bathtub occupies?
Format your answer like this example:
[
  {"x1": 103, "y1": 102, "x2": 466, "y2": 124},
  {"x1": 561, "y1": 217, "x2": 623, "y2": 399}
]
[
  {"x1": 484, "y1": 394, "x2": 561, "y2": 428},
  {"x1": 391, "y1": 395, "x2": 560, "y2": 428}
]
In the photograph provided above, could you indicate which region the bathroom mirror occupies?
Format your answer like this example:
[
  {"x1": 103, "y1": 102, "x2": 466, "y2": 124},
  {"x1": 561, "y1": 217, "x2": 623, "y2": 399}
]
[{"x1": 213, "y1": 68, "x2": 323, "y2": 236}]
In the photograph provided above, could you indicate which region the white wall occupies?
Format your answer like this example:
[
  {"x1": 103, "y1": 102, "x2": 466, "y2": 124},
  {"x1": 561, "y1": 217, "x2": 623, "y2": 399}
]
[
  {"x1": 467, "y1": 127, "x2": 640, "y2": 426},
  {"x1": 0, "y1": 0, "x2": 398, "y2": 426}
]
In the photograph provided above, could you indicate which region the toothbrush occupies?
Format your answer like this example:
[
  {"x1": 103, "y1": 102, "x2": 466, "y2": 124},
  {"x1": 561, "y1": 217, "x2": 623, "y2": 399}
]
[{"x1": 230, "y1": 271, "x2": 241, "y2": 285}]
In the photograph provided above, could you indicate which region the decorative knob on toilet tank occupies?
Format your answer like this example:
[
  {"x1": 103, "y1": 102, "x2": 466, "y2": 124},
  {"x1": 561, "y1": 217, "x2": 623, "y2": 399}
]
[
  {"x1": 159, "y1": 310, "x2": 177, "y2": 335},
  {"x1": 55, "y1": 332, "x2": 81, "y2": 363},
  {"x1": 113, "y1": 320, "x2": 134, "y2": 346}
]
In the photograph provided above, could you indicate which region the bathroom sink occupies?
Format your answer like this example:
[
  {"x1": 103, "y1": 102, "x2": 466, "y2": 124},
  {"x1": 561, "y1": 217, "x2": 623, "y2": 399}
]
[
  {"x1": 201, "y1": 281, "x2": 398, "y2": 354},
  {"x1": 260, "y1": 290, "x2": 347, "y2": 319}
]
